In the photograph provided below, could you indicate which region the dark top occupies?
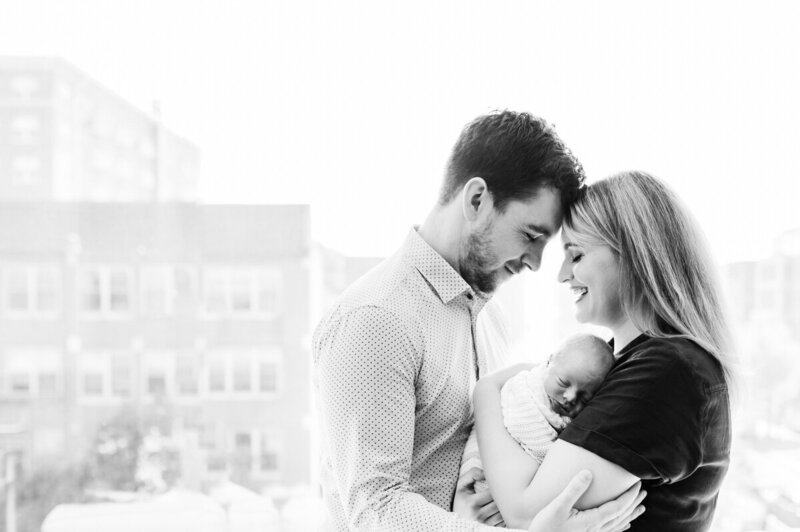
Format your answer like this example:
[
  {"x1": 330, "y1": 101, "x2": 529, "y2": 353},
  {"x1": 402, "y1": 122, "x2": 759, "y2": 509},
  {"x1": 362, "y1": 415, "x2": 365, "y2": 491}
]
[{"x1": 559, "y1": 335, "x2": 731, "y2": 532}]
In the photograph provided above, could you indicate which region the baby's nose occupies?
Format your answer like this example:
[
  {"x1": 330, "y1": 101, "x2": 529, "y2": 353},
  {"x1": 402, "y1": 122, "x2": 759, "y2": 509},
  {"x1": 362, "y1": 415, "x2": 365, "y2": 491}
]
[{"x1": 570, "y1": 403, "x2": 585, "y2": 416}]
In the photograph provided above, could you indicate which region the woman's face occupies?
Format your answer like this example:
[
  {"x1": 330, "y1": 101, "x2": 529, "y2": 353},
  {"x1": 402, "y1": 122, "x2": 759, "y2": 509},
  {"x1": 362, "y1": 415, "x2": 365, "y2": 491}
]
[{"x1": 557, "y1": 232, "x2": 626, "y2": 328}]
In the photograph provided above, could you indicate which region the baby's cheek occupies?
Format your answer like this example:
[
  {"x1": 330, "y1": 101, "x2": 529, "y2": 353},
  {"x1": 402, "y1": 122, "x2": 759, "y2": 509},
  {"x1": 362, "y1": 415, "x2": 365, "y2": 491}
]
[{"x1": 542, "y1": 378, "x2": 559, "y2": 398}]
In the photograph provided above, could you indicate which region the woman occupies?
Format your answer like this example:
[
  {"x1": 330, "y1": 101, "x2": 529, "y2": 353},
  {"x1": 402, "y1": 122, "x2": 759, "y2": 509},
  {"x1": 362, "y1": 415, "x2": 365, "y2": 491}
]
[{"x1": 474, "y1": 170, "x2": 733, "y2": 531}]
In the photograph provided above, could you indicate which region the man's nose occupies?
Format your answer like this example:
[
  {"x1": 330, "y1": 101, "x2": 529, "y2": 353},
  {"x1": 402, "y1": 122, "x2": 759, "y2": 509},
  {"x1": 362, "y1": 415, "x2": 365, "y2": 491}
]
[{"x1": 522, "y1": 250, "x2": 542, "y2": 272}]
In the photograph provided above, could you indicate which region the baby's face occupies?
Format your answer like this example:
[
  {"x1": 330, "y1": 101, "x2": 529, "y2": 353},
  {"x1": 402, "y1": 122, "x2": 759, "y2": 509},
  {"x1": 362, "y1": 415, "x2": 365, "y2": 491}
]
[{"x1": 543, "y1": 347, "x2": 610, "y2": 418}]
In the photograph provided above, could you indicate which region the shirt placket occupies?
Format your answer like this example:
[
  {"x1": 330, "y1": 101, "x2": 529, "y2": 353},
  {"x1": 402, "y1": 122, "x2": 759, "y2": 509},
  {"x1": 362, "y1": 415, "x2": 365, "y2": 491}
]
[{"x1": 465, "y1": 292, "x2": 481, "y2": 381}]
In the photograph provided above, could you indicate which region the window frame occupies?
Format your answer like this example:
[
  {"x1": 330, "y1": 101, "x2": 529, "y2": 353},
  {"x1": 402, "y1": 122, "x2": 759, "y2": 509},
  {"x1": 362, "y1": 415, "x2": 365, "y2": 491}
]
[{"x1": 1, "y1": 265, "x2": 61, "y2": 319}]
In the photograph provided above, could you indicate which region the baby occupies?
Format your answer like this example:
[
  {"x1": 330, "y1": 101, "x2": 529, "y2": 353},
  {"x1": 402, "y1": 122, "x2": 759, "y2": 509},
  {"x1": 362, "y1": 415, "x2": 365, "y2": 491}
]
[{"x1": 461, "y1": 333, "x2": 614, "y2": 495}]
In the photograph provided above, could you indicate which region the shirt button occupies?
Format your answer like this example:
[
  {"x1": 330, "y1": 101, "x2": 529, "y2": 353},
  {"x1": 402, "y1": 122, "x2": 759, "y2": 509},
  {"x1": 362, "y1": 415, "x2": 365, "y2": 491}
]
[{"x1": 466, "y1": 293, "x2": 473, "y2": 300}]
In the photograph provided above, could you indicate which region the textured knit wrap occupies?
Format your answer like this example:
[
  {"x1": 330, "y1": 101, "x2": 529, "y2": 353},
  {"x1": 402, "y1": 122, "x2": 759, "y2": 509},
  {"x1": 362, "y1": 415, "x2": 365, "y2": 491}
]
[
  {"x1": 460, "y1": 363, "x2": 571, "y2": 497},
  {"x1": 499, "y1": 364, "x2": 571, "y2": 463}
]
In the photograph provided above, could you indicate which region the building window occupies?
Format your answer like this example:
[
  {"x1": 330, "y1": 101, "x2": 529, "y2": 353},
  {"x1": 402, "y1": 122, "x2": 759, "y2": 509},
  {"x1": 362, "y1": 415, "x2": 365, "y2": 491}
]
[
  {"x1": 206, "y1": 349, "x2": 281, "y2": 398},
  {"x1": 36, "y1": 269, "x2": 59, "y2": 311},
  {"x1": 225, "y1": 431, "x2": 280, "y2": 477},
  {"x1": 4, "y1": 270, "x2": 28, "y2": 311},
  {"x1": 141, "y1": 352, "x2": 174, "y2": 399},
  {"x1": 206, "y1": 452, "x2": 227, "y2": 472},
  {"x1": 258, "y1": 433, "x2": 281, "y2": 474},
  {"x1": 2, "y1": 350, "x2": 62, "y2": 398},
  {"x1": 258, "y1": 359, "x2": 279, "y2": 393},
  {"x1": 38, "y1": 371, "x2": 59, "y2": 396},
  {"x1": 139, "y1": 266, "x2": 197, "y2": 316},
  {"x1": 2, "y1": 266, "x2": 60, "y2": 317},
  {"x1": 109, "y1": 270, "x2": 131, "y2": 311},
  {"x1": 146, "y1": 372, "x2": 167, "y2": 396},
  {"x1": 199, "y1": 423, "x2": 218, "y2": 450},
  {"x1": 175, "y1": 354, "x2": 199, "y2": 395},
  {"x1": 232, "y1": 355, "x2": 251, "y2": 392},
  {"x1": 232, "y1": 431, "x2": 253, "y2": 475},
  {"x1": 80, "y1": 353, "x2": 107, "y2": 397},
  {"x1": 140, "y1": 267, "x2": 168, "y2": 315},
  {"x1": 110, "y1": 355, "x2": 132, "y2": 397},
  {"x1": 235, "y1": 432, "x2": 251, "y2": 449},
  {"x1": 11, "y1": 115, "x2": 41, "y2": 144},
  {"x1": 83, "y1": 372, "x2": 104, "y2": 396},
  {"x1": 207, "y1": 354, "x2": 227, "y2": 394},
  {"x1": 79, "y1": 267, "x2": 133, "y2": 317},
  {"x1": 10, "y1": 75, "x2": 40, "y2": 99},
  {"x1": 9, "y1": 371, "x2": 30, "y2": 395},
  {"x1": 78, "y1": 352, "x2": 132, "y2": 401},
  {"x1": 10, "y1": 156, "x2": 42, "y2": 186},
  {"x1": 203, "y1": 271, "x2": 228, "y2": 316},
  {"x1": 202, "y1": 267, "x2": 281, "y2": 318}
]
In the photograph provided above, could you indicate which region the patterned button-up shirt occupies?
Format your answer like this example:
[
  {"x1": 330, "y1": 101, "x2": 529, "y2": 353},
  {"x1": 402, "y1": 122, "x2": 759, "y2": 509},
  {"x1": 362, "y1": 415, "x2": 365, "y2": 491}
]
[{"x1": 313, "y1": 228, "x2": 513, "y2": 531}]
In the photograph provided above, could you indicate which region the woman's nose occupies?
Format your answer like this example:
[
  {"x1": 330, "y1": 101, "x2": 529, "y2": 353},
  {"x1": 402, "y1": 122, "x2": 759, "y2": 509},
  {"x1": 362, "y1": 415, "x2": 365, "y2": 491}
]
[{"x1": 557, "y1": 259, "x2": 572, "y2": 283}]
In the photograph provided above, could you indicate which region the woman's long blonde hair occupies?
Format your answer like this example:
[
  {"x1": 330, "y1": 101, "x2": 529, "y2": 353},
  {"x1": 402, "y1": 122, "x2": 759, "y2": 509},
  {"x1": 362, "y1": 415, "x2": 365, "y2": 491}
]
[{"x1": 563, "y1": 170, "x2": 736, "y2": 387}]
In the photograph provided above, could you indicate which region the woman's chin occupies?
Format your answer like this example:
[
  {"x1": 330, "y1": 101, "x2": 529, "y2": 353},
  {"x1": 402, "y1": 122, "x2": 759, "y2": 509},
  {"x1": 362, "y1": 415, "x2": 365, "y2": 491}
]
[{"x1": 573, "y1": 310, "x2": 590, "y2": 323}]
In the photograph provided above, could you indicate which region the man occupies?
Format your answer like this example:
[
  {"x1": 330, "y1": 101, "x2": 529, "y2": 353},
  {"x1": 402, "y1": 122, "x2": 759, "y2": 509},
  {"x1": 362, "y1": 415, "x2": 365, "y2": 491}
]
[{"x1": 313, "y1": 111, "x2": 644, "y2": 531}]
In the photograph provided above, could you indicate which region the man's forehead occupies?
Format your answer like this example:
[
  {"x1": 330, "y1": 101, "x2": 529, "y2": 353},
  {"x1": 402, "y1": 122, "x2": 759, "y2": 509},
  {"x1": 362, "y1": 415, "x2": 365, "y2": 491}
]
[{"x1": 506, "y1": 193, "x2": 563, "y2": 236}]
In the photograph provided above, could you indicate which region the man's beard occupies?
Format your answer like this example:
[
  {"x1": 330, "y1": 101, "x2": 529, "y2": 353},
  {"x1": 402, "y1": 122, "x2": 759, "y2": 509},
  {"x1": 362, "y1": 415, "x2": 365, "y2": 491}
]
[{"x1": 460, "y1": 223, "x2": 499, "y2": 295}]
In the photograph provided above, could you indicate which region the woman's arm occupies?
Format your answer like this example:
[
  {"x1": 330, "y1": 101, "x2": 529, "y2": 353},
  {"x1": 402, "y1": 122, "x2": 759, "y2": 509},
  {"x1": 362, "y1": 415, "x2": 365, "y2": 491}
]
[
  {"x1": 473, "y1": 364, "x2": 542, "y2": 529},
  {"x1": 474, "y1": 363, "x2": 640, "y2": 529},
  {"x1": 522, "y1": 441, "x2": 640, "y2": 517}
]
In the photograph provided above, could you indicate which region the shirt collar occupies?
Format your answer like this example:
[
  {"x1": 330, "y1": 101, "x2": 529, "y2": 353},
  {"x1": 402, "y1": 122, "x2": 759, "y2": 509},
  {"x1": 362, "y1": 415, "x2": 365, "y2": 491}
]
[
  {"x1": 403, "y1": 227, "x2": 485, "y2": 306},
  {"x1": 609, "y1": 333, "x2": 649, "y2": 360}
]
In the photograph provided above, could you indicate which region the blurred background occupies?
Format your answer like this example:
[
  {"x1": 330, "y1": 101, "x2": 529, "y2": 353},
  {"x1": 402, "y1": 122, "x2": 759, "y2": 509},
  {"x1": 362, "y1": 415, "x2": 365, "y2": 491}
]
[{"x1": 0, "y1": 0, "x2": 798, "y2": 530}]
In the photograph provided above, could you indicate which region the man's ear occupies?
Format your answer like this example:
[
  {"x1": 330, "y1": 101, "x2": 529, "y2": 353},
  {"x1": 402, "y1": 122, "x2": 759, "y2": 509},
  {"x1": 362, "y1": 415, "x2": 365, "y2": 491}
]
[{"x1": 461, "y1": 177, "x2": 493, "y2": 222}]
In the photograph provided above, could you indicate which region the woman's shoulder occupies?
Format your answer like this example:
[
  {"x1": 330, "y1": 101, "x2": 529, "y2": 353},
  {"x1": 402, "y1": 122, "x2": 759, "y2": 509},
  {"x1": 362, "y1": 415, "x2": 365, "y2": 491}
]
[{"x1": 622, "y1": 335, "x2": 726, "y2": 390}]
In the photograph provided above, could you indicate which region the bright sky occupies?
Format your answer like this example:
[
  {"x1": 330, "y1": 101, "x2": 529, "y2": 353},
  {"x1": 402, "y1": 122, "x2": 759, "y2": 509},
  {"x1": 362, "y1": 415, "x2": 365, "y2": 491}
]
[{"x1": 2, "y1": 0, "x2": 798, "y2": 264}]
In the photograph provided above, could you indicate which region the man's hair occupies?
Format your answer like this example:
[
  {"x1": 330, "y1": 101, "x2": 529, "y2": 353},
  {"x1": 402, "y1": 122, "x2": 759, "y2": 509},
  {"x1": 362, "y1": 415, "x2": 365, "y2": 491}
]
[{"x1": 439, "y1": 110, "x2": 586, "y2": 212}]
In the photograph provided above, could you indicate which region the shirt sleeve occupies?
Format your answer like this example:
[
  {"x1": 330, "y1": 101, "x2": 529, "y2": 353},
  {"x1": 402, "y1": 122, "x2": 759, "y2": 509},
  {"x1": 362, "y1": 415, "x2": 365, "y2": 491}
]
[
  {"x1": 558, "y1": 344, "x2": 704, "y2": 483},
  {"x1": 316, "y1": 305, "x2": 509, "y2": 531}
]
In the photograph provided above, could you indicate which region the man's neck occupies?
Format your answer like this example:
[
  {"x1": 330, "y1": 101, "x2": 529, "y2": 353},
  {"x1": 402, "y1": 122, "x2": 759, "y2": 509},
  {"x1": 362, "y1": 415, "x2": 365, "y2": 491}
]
[{"x1": 417, "y1": 205, "x2": 463, "y2": 274}]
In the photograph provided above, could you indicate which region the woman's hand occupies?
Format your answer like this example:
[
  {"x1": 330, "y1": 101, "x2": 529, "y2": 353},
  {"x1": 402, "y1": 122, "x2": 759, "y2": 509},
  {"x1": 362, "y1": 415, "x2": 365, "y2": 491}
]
[
  {"x1": 528, "y1": 470, "x2": 646, "y2": 532},
  {"x1": 452, "y1": 467, "x2": 504, "y2": 527}
]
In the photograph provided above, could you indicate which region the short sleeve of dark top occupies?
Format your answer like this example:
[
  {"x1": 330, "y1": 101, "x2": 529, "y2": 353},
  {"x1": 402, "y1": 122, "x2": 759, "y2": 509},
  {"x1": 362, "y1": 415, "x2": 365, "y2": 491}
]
[{"x1": 559, "y1": 334, "x2": 731, "y2": 532}]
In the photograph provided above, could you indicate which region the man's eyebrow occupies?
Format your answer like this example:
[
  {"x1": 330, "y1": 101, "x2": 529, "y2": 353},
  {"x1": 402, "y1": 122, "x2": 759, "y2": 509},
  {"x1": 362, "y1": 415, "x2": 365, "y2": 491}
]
[{"x1": 524, "y1": 223, "x2": 554, "y2": 238}]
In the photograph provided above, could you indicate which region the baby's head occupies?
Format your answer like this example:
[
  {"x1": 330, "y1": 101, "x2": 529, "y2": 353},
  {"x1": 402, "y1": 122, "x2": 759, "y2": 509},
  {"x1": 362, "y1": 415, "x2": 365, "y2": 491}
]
[{"x1": 543, "y1": 333, "x2": 614, "y2": 418}]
